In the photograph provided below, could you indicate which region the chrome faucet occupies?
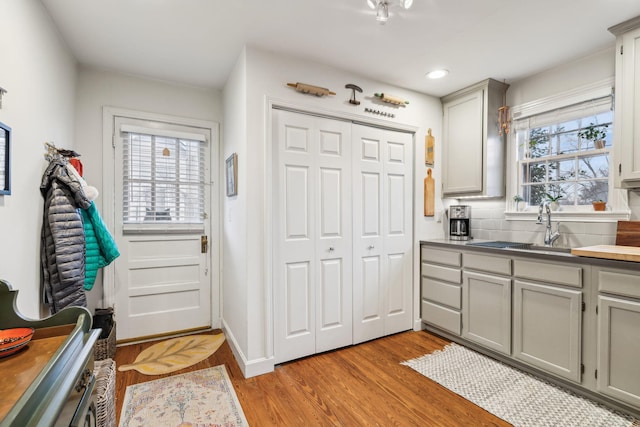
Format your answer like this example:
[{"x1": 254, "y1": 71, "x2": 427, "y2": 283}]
[{"x1": 537, "y1": 201, "x2": 561, "y2": 247}]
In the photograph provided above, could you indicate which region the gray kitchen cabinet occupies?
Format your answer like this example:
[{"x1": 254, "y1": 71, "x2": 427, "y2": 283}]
[
  {"x1": 462, "y1": 271, "x2": 511, "y2": 355},
  {"x1": 595, "y1": 267, "x2": 640, "y2": 408},
  {"x1": 513, "y1": 279, "x2": 583, "y2": 383},
  {"x1": 441, "y1": 78, "x2": 508, "y2": 198},
  {"x1": 420, "y1": 246, "x2": 462, "y2": 335},
  {"x1": 610, "y1": 16, "x2": 640, "y2": 188}
]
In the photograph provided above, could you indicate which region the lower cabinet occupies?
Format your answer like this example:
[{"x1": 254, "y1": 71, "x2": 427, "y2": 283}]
[
  {"x1": 420, "y1": 246, "x2": 462, "y2": 335},
  {"x1": 512, "y1": 280, "x2": 583, "y2": 383},
  {"x1": 596, "y1": 266, "x2": 640, "y2": 409},
  {"x1": 462, "y1": 271, "x2": 511, "y2": 355}
]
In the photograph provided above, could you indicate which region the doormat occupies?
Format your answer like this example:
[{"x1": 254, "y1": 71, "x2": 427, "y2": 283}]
[
  {"x1": 402, "y1": 343, "x2": 638, "y2": 427},
  {"x1": 118, "y1": 333, "x2": 225, "y2": 375},
  {"x1": 119, "y1": 365, "x2": 248, "y2": 427}
]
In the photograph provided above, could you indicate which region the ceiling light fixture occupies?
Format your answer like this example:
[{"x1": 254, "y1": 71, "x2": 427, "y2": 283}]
[
  {"x1": 426, "y1": 69, "x2": 449, "y2": 79},
  {"x1": 367, "y1": 0, "x2": 412, "y2": 25}
]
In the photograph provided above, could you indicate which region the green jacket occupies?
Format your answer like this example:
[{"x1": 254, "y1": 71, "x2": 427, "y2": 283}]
[{"x1": 82, "y1": 202, "x2": 119, "y2": 290}]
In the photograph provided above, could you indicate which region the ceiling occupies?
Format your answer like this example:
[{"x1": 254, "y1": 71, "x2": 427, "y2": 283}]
[{"x1": 40, "y1": 0, "x2": 640, "y2": 97}]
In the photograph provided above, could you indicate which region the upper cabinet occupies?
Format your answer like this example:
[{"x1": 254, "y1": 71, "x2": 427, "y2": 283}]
[
  {"x1": 441, "y1": 78, "x2": 509, "y2": 198},
  {"x1": 610, "y1": 16, "x2": 640, "y2": 188}
]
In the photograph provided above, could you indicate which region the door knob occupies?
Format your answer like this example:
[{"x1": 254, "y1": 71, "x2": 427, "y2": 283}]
[
  {"x1": 368, "y1": 245, "x2": 375, "y2": 249},
  {"x1": 328, "y1": 247, "x2": 335, "y2": 252}
]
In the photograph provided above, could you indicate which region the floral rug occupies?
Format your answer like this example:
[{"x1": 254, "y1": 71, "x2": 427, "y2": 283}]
[{"x1": 119, "y1": 365, "x2": 248, "y2": 427}]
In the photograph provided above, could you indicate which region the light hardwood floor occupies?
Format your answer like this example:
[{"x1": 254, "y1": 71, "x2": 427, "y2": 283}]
[{"x1": 114, "y1": 329, "x2": 509, "y2": 426}]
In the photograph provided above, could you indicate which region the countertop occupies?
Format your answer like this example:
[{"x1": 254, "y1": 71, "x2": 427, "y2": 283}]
[{"x1": 420, "y1": 239, "x2": 640, "y2": 267}]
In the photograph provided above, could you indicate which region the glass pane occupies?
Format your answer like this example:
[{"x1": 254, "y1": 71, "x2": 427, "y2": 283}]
[
  {"x1": 528, "y1": 128, "x2": 550, "y2": 158},
  {"x1": 578, "y1": 154, "x2": 609, "y2": 179},
  {"x1": 527, "y1": 162, "x2": 546, "y2": 183},
  {"x1": 577, "y1": 180, "x2": 608, "y2": 204},
  {"x1": 556, "y1": 131, "x2": 579, "y2": 155},
  {"x1": 548, "y1": 159, "x2": 575, "y2": 181},
  {"x1": 525, "y1": 184, "x2": 547, "y2": 206}
]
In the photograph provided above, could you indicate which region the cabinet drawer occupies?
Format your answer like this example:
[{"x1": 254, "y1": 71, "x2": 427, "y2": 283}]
[
  {"x1": 463, "y1": 252, "x2": 511, "y2": 275},
  {"x1": 421, "y1": 300, "x2": 461, "y2": 335},
  {"x1": 422, "y1": 277, "x2": 461, "y2": 309},
  {"x1": 422, "y1": 263, "x2": 462, "y2": 284},
  {"x1": 421, "y1": 246, "x2": 461, "y2": 267},
  {"x1": 514, "y1": 259, "x2": 582, "y2": 288},
  {"x1": 598, "y1": 269, "x2": 640, "y2": 299}
]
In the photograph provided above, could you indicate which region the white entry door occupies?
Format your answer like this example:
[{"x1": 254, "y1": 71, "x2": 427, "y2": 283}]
[
  {"x1": 352, "y1": 124, "x2": 413, "y2": 344},
  {"x1": 111, "y1": 116, "x2": 214, "y2": 341},
  {"x1": 273, "y1": 109, "x2": 353, "y2": 363}
]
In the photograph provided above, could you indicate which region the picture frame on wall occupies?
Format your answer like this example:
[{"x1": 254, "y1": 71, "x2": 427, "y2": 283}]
[
  {"x1": 0, "y1": 122, "x2": 11, "y2": 195},
  {"x1": 225, "y1": 153, "x2": 238, "y2": 197}
]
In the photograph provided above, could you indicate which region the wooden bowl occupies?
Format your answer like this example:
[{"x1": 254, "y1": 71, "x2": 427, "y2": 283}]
[{"x1": 0, "y1": 327, "x2": 35, "y2": 352}]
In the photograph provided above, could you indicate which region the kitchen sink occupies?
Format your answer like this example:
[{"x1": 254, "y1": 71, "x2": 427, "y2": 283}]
[
  {"x1": 466, "y1": 241, "x2": 572, "y2": 255},
  {"x1": 466, "y1": 241, "x2": 531, "y2": 249}
]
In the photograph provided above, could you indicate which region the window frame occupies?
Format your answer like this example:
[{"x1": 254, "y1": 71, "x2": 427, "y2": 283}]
[{"x1": 505, "y1": 78, "x2": 630, "y2": 222}]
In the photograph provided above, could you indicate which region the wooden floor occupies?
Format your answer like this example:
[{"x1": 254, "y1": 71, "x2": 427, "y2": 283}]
[{"x1": 114, "y1": 329, "x2": 509, "y2": 426}]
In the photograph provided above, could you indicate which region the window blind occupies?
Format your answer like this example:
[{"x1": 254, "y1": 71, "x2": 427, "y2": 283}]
[{"x1": 121, "y1": 129, "x2": 206, "y2": 233}]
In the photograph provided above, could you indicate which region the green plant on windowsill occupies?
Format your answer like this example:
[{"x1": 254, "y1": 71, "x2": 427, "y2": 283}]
[
  {"x1": 512, "y1": 195, "x2": 524, "y2": 211},
  {"x1": 544, "y1": 186, "x2": 565, "y2": 211},
  {"x1": 578, "y1": 123, "x2": 608, "y2": 149}
]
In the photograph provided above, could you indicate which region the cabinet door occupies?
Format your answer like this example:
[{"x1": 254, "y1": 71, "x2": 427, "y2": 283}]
[
  {"x1": 597, "y1": 296, "x2": 640, "y2": 408},
  {"x1": 462, "y1": 271, "x2": 511, "y2": 355},
  {"x1": 352, "y1": 125, "x2": 413, "y2": 344},
  {"x1": 442, "y1": 90, "x2": 484, "y2": 195},
  {"x1": 615, "y1": 26, "x2": 640, "y2": 185},
  {"x1": 273, "y1": 110, "x2": 353, "y2": 363},
  {"x1": 513, "y1": 280, "x2": 582, "y2": 382}
]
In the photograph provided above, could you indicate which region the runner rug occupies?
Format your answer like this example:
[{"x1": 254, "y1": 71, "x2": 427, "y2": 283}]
[
  {"x1": 119, "y1": 365, "x2": 248, "y2": 427},
  {"x1": 402, "y1": 343, "x2": 637, "y2": 427}
]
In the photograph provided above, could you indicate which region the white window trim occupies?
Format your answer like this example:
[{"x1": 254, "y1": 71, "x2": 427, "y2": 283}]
[{"x1": 505, "y1": 78, "x2": 631, "y2": 222}]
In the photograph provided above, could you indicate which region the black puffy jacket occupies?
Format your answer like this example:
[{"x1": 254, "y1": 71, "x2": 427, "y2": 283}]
[{"x1": 40, "y1": 161, "x2": 91, "y2": 313}]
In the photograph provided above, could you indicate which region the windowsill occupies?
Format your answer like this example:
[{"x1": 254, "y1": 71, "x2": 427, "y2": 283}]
[{"x1": 504, "y1": 209, "x2": 631, "y2": 222}]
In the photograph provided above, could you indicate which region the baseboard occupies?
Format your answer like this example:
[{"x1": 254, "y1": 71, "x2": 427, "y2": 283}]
[{"x1": 222, "y1": 319, "x2": 275, "y2": 379}]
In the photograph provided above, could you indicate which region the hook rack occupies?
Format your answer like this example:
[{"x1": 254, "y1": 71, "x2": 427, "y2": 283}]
[{"x1": 44, "y1": 142, "x2": 80, "y2": 162}]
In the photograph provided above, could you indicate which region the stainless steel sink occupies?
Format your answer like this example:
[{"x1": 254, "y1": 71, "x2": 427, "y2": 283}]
[{"x1": 466, "y1": 241, "x2": 572, "y2": 255}]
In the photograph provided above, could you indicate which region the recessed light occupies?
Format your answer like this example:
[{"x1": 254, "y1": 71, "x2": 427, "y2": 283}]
[{"x1": 426, "y1": 69, "x2": 449, "y2": 79}]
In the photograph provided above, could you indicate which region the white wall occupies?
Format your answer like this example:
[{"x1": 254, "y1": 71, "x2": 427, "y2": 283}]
[
  {"x1": 74, "y1": 67, "x2": 223, "y2": 311},
  {"x1": 0, "y1": 0, "x2": 77, "y2": 318},
  {"x1": 460, "y1": 46, "x2": 640, "y2": 246},
  {"x1": 222, "y1": 46, "x2": 442, "y2": 377}
]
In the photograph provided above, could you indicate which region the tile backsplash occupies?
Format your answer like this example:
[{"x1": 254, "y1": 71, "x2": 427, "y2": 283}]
[{"x1": 456, "y1": 192, "x2": 640, "y2": 248}]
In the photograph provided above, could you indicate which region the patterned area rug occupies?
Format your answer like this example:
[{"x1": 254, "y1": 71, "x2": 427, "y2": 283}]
[
  {"x1": 119, "y1": 365, "x2": 248, "y2": 427},
  {"x1": 118, "y1": 334, "x2": 226, "y2": 375},
  {"x1": 402, "y1": 343, "x2": 637, "y2": 427}
]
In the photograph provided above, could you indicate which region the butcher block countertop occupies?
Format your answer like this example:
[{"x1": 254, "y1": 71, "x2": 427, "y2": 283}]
[{"x1": 571, "y1": 245, "x2": 640, "y2": 262}]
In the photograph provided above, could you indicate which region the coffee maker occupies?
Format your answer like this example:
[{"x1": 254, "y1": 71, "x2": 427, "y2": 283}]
[{"x1": 449, "y1": 205, "x2": 471, "y2": 241}]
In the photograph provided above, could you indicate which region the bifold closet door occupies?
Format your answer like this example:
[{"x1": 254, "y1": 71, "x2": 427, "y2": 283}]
[
  {"x1": 273, "y1": 109, "x2": 353, "y2": 364},
  {"x1": 352, "y1": 124, "x2": 413, "y2": 344}
]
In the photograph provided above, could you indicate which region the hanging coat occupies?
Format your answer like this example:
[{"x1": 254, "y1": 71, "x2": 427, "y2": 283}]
[
  {"x1": 40, "y1": 160, "x2": 91, "y2": 313},
  {"x1": 82, "y1": 201, "x2": 119, "y2": 290}
]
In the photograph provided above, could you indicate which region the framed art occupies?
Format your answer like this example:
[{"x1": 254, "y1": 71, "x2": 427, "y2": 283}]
[
  {"x1": 0, "y1": 121, "x2": 10, "y2": 195},
  {"x1": 225, "y1": 153, "x2": 238, "y2": 197}
]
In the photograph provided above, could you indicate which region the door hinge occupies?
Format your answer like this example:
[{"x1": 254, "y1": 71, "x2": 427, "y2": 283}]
[
  {"x1": 595, "y1": 369, "x2": 598, "y2": 379},
  {"x1": 619, "y1": 163, "x2": 622, "y2": 175},
  {"x1": 582, "y1": 301, "x2": 586, "y2": 312},
  {"x1": 581, "y1": 364, "x2": 585, "y2": 375},
  {"x1": 201, "y1": 235, "x2": 208, "y2": 254},
  {"x1": 596, "y1": 305, "x2": 598, "y2": 315},
  {"x1": 112, "y1": 136, "x2": 116, "y2": 148},
  {"x1": 621, "y1": 45, "x2": 624, "y2": 55}
]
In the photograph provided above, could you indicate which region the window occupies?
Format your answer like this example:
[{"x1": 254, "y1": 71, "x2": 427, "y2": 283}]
[
  {"x1": 121, "y1": 124, "x2": 206, "y2": 231},
  {"x1": 515, "y1": 98, "x2": 612, "y2": 207},
  {"x1": 512, "y1": 84, "x2": 614, "y2": 210}
]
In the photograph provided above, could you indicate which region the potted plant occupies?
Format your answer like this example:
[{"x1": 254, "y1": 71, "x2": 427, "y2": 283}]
[
  {"x1": 578, "y1": 123, "x2": 608, "y2": 149},
  {"x1": 592, "y1": 199, "x2": 607, "y2": 211},
  {"x1": 513, "y1": 195, "x2": 524, "y2": 211},
  {"x1": 544, "y1": 186, "x2": 564, "y2": 211}
]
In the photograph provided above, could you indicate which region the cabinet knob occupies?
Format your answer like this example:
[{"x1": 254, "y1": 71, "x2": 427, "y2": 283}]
[
  {"x1": 368, "y1": 245, "x2": 375, "y2": 250},
  {"x1": 328, "y1": 247, "x2": 335, "y2": 252}
]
